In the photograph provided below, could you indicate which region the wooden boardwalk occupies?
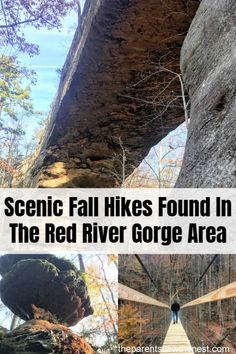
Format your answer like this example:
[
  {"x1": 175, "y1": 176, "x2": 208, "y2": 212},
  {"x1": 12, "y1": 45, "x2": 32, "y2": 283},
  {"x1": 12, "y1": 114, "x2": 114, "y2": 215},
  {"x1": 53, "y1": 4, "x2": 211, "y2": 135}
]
[{"x1": 160, "y1": 321, "x2": 193, "y2": 354}]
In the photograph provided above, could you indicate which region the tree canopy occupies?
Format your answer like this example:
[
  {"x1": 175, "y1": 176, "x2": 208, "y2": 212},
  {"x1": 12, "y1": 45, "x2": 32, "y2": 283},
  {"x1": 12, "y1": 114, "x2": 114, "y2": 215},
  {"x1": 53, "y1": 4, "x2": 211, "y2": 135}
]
[
  {"x1": 0, "y1": 55, "x2": 35, "y2": 122},
  {"x1": 0, "y1": 0, "x2": 78, "y2": 55}
]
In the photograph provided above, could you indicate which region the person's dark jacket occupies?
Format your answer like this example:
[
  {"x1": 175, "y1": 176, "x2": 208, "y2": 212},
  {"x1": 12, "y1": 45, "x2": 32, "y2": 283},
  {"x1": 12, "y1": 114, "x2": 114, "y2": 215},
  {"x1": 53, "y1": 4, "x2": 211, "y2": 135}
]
[{"x1": 171, "y1": 302, "x2": 180, "y2": 312}]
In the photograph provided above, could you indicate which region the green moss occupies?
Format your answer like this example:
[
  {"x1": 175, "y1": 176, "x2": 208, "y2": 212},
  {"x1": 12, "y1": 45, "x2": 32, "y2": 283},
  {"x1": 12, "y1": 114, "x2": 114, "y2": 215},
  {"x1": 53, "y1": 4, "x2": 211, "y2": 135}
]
[
  {"x1": 47, "y1": 255, "x2": 78, "y2": 272},
  {"x1": 0, "y1": 254, "x2": 53, "y2": 276},
  {"x1": 2, "y1": 259, "x2": 59, "y2": 285},
  {"x1": 0, "y1": 254, "x2": 79, "y2": 276}
]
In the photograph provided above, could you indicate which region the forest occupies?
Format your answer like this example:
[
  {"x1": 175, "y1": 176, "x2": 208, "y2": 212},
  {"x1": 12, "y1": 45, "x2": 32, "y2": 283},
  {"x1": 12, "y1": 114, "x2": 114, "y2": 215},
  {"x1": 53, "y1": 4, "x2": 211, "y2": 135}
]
[{"x1": 119, "y1": 255, "x2": 236, "y2": 352}]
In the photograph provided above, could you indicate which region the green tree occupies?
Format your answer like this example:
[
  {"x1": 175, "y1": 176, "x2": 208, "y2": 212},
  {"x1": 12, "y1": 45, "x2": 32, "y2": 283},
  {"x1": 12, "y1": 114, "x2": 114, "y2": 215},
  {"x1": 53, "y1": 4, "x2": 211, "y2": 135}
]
[
  {"x1": 0, "y1": 55, "x2": 39, "y2": 185},
  {"x1": 0, "y1": 55, "x2": 35, "y2": 122}
]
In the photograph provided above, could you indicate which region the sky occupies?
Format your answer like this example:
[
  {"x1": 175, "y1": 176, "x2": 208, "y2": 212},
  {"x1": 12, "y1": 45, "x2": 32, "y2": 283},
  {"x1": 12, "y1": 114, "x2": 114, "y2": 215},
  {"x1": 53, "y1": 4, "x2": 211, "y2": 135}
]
[{"x1": 16, "y1": 0, "x2": 86, "y2": 136}]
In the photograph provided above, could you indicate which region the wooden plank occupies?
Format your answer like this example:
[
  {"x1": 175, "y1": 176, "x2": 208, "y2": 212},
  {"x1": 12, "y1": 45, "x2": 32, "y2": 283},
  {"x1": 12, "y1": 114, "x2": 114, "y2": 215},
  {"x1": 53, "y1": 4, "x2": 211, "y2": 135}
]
[
  {"x1": 182, "y1": 281, "x2": 236, "y2": 309},
  {"x1": 160, "y1": 322, "x2": 193, "y2": 354},
  {"x1": 119, "y1": 283, "x2": 169, "y2": 308}
]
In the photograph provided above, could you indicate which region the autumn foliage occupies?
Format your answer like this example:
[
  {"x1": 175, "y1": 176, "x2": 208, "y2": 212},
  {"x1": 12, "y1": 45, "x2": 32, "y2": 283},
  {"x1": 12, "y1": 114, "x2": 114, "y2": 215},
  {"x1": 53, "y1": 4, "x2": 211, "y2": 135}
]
[{"x1": 119, "y1": 303, "x2": 149, "y2": 347}]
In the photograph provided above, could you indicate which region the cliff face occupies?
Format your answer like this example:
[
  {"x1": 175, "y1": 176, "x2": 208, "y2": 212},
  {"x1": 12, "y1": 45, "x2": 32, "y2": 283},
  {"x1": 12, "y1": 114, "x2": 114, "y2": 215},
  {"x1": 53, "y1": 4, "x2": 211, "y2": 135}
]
[
  {"x1": 14, "y1": 0, "x2": 199, "y2": 187},
  {"x1": 176, "y1": 0, "x2": 236, "y2": 187}
]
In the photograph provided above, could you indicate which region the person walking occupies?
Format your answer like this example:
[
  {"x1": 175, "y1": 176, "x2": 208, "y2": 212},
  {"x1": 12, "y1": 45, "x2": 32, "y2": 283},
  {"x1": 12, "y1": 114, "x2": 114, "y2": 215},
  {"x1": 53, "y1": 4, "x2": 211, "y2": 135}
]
[{"x1": 171, "y1": 300, "x2": 180, "y2": 324}]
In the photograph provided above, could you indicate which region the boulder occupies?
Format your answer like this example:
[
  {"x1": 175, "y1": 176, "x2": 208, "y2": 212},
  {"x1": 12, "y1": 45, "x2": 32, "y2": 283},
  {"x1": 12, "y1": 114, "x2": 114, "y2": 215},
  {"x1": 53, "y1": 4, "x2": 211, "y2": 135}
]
[{"x1": 0, "y1": 255, "x2": 93, "y2": 326}]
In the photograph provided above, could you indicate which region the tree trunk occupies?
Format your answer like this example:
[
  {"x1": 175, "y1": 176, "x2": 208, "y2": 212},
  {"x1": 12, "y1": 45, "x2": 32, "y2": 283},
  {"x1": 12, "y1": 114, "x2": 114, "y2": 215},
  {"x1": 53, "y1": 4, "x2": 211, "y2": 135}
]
[
  {"x1": 10, "y1": 315, "x2": 18, "y2": 331},
  {"x1": 78, "y1": 254, "x2": 85, "y2": 272}
]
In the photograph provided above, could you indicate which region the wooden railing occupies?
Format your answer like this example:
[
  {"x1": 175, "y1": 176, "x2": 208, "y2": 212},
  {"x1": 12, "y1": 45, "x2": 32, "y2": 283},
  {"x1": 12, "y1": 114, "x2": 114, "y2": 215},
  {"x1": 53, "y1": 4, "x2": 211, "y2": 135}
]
[
  {"x1": 119, "y1": 283, "x2": 169, "y2": 308},
  {"x1": 182, "y1": 281, "x2": 236, "y2": 308},
  {"x1": 119, "y1": 281, "x2": 236, "y2": 309}
]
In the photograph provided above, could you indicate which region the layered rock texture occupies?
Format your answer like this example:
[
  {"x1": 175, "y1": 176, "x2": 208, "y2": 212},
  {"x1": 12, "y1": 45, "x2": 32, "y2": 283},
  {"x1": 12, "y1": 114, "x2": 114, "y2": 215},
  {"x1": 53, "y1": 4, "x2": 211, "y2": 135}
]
[
  {"x1": 0, "y1": 254, "x2": 94, "y2": 354},
  {"x1": 176, "y1": 0, "x2": 236, "y2": 187},
  {"x1": 14, "y1": 0, "x2": 200, "y2": 188},
  {"x1": 0, "y1": 320, "x2": 94, "y2": 354}
]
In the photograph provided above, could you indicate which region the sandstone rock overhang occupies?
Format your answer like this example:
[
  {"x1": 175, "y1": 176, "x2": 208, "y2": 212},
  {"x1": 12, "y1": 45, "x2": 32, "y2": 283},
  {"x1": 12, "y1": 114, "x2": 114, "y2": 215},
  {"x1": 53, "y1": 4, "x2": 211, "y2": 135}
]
[{"x1": 17, "y1": 0, "x2": 200, "y2": 187}]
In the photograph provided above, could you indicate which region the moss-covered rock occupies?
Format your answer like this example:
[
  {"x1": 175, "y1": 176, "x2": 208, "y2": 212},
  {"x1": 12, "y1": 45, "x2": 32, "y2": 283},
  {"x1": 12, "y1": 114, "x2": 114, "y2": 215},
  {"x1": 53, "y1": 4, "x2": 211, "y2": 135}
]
[
  {"x1": 0, "y1": 254, "x2": 78, "y2": 276},
  {"x1": 0, "y1": 255, "x2": 93, "y2": 326}
]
